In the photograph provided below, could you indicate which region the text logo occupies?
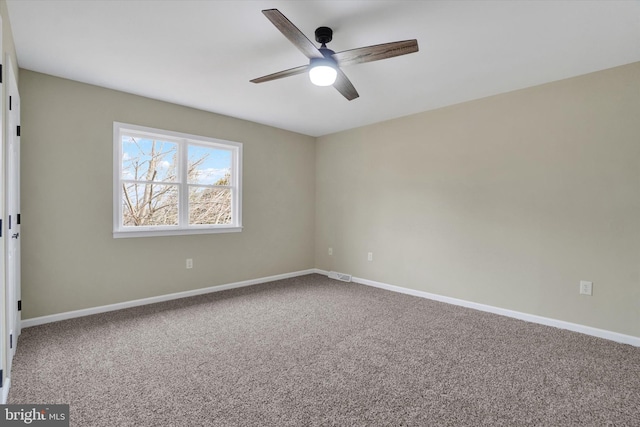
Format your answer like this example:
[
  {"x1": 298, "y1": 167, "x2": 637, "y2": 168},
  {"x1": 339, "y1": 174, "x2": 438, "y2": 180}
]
[{"x1": 0, "y1": 405, "x2": 69, "y2": 426}]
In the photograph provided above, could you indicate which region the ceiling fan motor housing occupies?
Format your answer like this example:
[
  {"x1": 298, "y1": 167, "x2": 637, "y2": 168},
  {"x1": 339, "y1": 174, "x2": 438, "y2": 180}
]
[{"x1": 315, "y1": 26, "x2": 333, "y2": 45}]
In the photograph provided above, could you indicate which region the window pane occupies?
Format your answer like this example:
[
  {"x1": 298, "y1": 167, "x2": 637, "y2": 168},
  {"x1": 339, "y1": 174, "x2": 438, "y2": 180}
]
[
  {"x1": 122, "y1": 183, "x2": 179, "y2": 226},
  {"x1": 189, "y1": 187, "x2": 232, "y2": 225},
  {"x1": 122, "y1": 136, "x2": 178, "y2": 182},
  {"x1": 188, "y1": 145, "x2": 232, "y2": 186}
]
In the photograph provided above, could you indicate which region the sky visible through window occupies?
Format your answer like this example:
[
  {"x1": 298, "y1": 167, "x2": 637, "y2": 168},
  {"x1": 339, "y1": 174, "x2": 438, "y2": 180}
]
[
  {"x1": 122, "y1": 136, "x2": 232, "y2": 185},
  {"x1": 189, "y1": 144, "x2": 232, "y2": 185}
]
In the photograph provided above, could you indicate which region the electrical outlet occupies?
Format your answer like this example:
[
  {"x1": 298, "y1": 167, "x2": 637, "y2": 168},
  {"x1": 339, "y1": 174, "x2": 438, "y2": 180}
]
[
  {"x1": 367, "y1": 252, "x2": 373, "y2": 262},
  {"x1": 328, "y1": 247, "x2": 333, "y2": 256},
  {"x1": 186, "y1": 258, "x2": 193, "y2": 269},
  {"x1": 579, "y1": 280, "x2": 592, "y2": 296}
]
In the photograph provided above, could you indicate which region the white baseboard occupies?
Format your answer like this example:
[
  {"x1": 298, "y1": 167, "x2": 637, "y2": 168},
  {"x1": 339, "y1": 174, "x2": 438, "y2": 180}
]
[
  {"x1": 1, "y1": 378, "x2": 10, "y2": 404},
  {"x1": 22, "y1": 268, "x2": 640, "y2": 347},
  {"x1": 21, "y1": 269, "x2": 317, "y2": 329},
  {"x1": 315, "y1": 269, "x2": 640, "y2": 347}
]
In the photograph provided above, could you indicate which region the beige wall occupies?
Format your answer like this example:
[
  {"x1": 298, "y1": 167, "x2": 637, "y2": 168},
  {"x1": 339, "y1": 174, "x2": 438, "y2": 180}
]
[
  {"x1": 316, "y1": 63, "x2": 640, "y2": 338},
  {"x1": 17, "y1": 59, "x2": 640, "y2": 339},
  {"x1": 19, "y1": 70, "x2": 316, "y2": 319}
]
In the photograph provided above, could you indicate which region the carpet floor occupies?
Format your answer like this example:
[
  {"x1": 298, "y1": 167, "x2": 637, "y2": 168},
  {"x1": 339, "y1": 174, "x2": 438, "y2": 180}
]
[{"x1": 8, "y1": 274, "x2": 640, "y2": 426}]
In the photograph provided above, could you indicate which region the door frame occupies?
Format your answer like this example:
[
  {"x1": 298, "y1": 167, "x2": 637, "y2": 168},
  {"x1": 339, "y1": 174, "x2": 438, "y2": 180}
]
[
  {"x1": 0, "y1": 15, "x2": 5, "y2": 402},
  {"x1": 4, "y1": 54, "x2": 20, "y2": 385}
]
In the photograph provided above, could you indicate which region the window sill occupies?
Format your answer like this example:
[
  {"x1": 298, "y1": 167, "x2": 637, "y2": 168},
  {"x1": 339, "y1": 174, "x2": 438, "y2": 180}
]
[{"x1": 113, "y1": 226, "x2": 243, "y2": 239}]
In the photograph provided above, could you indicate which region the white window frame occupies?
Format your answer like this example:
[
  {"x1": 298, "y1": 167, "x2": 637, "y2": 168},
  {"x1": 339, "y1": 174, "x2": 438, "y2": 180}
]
[{"x1": 113, "y1": 122, "x2": 242, "y2": 238}]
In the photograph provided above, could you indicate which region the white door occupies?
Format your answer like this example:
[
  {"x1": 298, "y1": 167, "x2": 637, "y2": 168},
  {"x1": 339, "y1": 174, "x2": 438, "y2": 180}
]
[
  {"x1": 5, "y1": 57, "x2": 20, "y2": 373},
  {"x1": 0, "y1": 16, "x2": 4, "y2": 393}
]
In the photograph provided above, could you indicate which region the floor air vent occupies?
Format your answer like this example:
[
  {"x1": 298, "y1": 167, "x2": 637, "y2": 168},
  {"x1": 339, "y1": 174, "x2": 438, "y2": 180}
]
[{"x1": 328, "y1": 271, "x2": 352, "y2": 282}]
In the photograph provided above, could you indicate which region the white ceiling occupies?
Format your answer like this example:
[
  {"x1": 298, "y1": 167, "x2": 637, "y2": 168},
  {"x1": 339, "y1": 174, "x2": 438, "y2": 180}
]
[{"x1": 6, "y1": 0, "x2": 640, "y2": 137}]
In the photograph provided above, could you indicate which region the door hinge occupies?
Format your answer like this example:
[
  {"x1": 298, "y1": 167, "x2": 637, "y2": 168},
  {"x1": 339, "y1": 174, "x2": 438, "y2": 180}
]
[
  {"x1": 10, "y1": 334, "x2": 12, "y2": 349},
  {"x1": 8, "y1": 215, "x2": 11, "y2": 230},
  {"x1": 18, "y1": 300, "x2": 21, "y2": 311},
  {"x1": 0, "y1": 218, "x2": 2, "y2": 237},
  {"x1": 17, "y1": 125, "x2": 20, "y2": 136},
  {"x1": 0, "y1": 64, "x2": 3, "y2": 84},
  {"x1": 17, "y1": 213, "x2": 20, "y2": 225},
  {"x1": 0, "y1": 369, "x2": 3, "y2": 388},
  {"x1": 9, "y1": 95, "x2": 11, "y2": 110}
]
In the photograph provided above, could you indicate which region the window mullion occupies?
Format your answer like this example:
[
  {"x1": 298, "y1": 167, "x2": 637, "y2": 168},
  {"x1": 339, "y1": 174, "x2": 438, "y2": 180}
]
[
  {"x1": 231, "y1": 148, "x2": 237, "y2": 227},
  {"x1": 232, "y1": 147, "x2": 240, "y2": 227},
  {"x1": 179, "y1": 140, "x2": 189, "y2": 227}
]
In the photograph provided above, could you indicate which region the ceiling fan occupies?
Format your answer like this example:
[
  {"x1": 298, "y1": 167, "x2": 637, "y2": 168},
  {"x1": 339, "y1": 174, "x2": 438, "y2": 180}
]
[{"x1": 250, "y1": 9, "x2": 419, "y2": 101}]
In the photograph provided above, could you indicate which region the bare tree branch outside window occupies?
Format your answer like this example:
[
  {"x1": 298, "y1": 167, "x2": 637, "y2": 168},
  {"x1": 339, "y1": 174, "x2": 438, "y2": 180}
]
[{"x1": 121, "y1": 137, "x2": 232, "y2": 227}]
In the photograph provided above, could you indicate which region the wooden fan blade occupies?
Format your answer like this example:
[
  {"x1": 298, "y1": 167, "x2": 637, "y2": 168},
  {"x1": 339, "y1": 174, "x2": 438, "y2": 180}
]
[
  {"x1": 332, "y1": 39, "x2": 418, "y2": 67},
  {"x1": 250, "y1": 65, "x2": 309, "y2": 84},
  {"x1": 262, "y1": 9, "x2": 323, "y2": 59},
  {"x1": 333, "y1": 68, "x2": 359, "y2": 101}
]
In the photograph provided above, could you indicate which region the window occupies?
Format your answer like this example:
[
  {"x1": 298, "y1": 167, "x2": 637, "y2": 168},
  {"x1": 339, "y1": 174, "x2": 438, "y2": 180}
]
[{"x1": 113, "y1": 122, "x2": 242, "y2": 238}]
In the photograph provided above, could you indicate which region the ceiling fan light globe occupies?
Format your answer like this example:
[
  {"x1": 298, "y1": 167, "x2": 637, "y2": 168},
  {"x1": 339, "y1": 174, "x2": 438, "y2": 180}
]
[{"x1": 309, "y1": 64, "x2": 337, "y2": 86}]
